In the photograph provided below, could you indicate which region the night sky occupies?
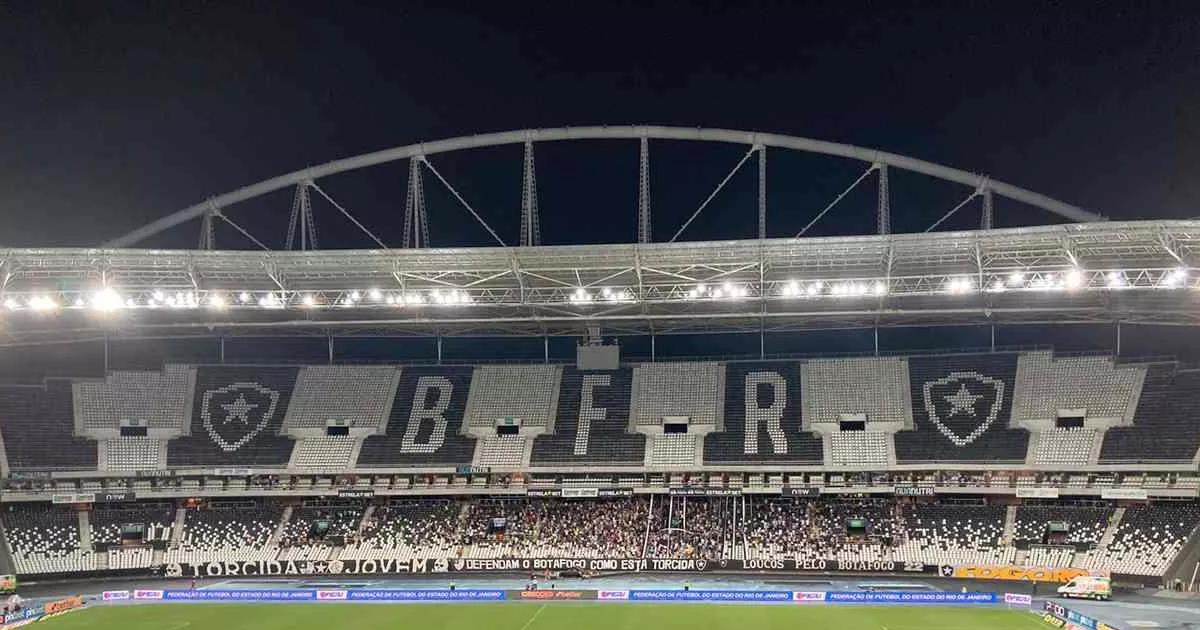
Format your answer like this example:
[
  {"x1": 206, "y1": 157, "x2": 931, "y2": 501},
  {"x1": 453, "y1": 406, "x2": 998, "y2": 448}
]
[
  {"x1": 0, "y1": 1, "x2": 1199, "y2": 369},
  {"x1": 1, "y1": 1, "x2": 1197, "y2": 250}
]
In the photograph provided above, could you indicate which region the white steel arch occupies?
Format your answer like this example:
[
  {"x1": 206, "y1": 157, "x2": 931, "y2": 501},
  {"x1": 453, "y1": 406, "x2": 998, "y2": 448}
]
[{"x1": 103, "y1": 125, "x2": 1103, "y2": 248}]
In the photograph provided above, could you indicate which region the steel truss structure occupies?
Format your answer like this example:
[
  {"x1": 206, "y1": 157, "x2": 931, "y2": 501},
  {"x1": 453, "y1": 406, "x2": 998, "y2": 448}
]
[
  {"x1": 0, "y1": 220, "x2": 1197, "y2": 345},
  {"x1": 1, "y1": 126, "x2": 1189, "y2": 346}
]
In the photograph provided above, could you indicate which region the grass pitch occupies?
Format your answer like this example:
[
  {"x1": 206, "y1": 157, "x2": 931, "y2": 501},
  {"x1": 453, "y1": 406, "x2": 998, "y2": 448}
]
[{"x1": 36, "y1": 602, "x2": 1047, "y2": 630}]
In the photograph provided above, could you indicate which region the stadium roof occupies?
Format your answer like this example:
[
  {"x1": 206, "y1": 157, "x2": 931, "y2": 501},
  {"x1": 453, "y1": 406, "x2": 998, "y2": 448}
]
[{"x1": 0, "y1": 219, "x2": 1196, "y2": 346}]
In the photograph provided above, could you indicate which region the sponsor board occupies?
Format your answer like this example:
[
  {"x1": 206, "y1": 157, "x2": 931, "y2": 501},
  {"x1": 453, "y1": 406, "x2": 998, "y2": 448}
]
[
  {"x1": 629, "y1": 590, "x2": 791, "y2": 602},
  {"x1": 316, "y1": 590, "x2": 348, "y2": 600},
  {"x1": 1044, "y1": 600, "x2": 1115, "y2": 630},
  {"x1": 163, "y1": 590, "x2": 317, "y2": 601},
  {"x1": 50, "y1": 493, "x2": 93, "y2": 505},
  {"x1": 345, "y1": 590, "x2": 504, "y2": 601},
  {"x1": 1016, "y1": 488, "x2": 1061, "y2": 499},
  {"x1": 668, "y1": 488, "x2": 742, "y2": 496},
  {"x1": 949, "y1": 565, "x2": 1092, "y2": 583},
  {"x1": 512, "y1": 590, "x2": 593, "y2": 600},
  {"x1": 102, "y1": 590, "x2": 131, "y2": 601},
  {"x1": 42, "y1": 597, "x2": 83, "y2": 615},
  {"x1": 825, "y1": 591, "x2": 996, "y2": 604},
  {"x1": 792, "y1": 592, "x2": 828, "y2": 602},
  {"x1": 337, "y1": 489, "x2": 374, "y2": 499},
  {"x1": 894, "y1": 485, "x2": 936, "y2": 497},
  {"x1": 781, "y1": 487, "x2": 819, "y2": 497},
  {"x1": 2, "y1": 608, "x2": 42, "y2": 627},
  {"x1": 96, "y1": 491, "x2": 136, "y2": 503},
  {"x1": 134, "y1": 590, "x2": 164, "y2": 600},
  {"x1": 1003, "y1": 592, "x2": 1033, "y2": 606},
  {"x1": 597, "y1": 590, "x2": 630, "y2": 601},
  {"x1": 1067, "y1": 610, "x2": 1097, "y2": 630},
  {"x1": 166, "y1": 557, "x2": 934, "y2": 577},
  {"x1": 1100, "y1": 488, "x2": 1149, "y2": 500}
]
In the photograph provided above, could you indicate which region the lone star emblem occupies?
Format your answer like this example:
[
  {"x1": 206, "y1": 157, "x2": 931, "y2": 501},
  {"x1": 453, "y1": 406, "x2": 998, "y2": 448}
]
[
  {"x1": 200, "y1": 382, "x2": 281, "y2": 452},
  {"x1": 221, "y1": 394, "x2": 258, "y2": 424},
  {"x1": 921, "y1": 371, "x2": 1005, "y2": 447},
  {"x1": 945, "y1": 385, "x2": 982, "y2": 416}
]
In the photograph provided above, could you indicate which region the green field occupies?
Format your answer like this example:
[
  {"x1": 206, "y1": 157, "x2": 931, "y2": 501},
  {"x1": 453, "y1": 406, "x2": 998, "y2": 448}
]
[{"x1": 36, "y1": 602, "x2": 1048, "y2": 630}]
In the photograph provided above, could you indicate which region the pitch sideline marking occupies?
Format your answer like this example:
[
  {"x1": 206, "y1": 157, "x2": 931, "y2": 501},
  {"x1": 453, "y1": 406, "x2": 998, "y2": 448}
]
[{"x1": 518, "y1": 604, "x2": 548, "y2": 630}]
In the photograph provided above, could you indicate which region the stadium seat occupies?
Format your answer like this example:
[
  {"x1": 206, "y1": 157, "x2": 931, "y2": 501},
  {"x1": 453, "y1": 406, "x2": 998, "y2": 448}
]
[
  {"x1": 357, "y1": 367, "x2": 477, "y2": 468},
  {"x1": 101, "y1": 437, "x2": 166, "y2": 471},
  {"x1": 1100, "y1": 363, "x2": 1200, "y2": 462},
  {"x1": 801, "y1": 357, "x2": 910, "y2": 426},
  {"x1": 1031, "y1": 428, "x2": 1097, "y2": 466},
  {"x1": 465, "y1": 365, "x2": 561, "y2": 429},
  {"x1": 166, "y1": 366, "x2": 298, "y2": 467},
  {"x1": 164, "y1": 502, "x2": 283, "y2": 566},
  {"x1": 1013, "y1": 353, "x2": 1145, "y2": 426},
  {"x1": 632, "y1": 362, "x2": 724, "y2": 427},
  {"x1": 703, "y1": 362, "x2": 822, "y2": 465},
  {"x1": 2, "y1": 504, "x2": 93, "y2": 574},
  {"x1": 289, "y1": 435, "x2": 357, "y2": 469},
  {"x1": 0, "y1": 380, "x2": 96, "y2": 471},
  {"x1": 74, "y1": 365, "x2": 193, "y2": 436},
  {"x1": 895, "y1": 353, "x2": 1029, "y2": 463},
  {"x1": 283, "y1": 366, "x2": 400, "y2": 433},
  {"x1": 530, "y1": 368, "x2": 645, "y2": 465}
]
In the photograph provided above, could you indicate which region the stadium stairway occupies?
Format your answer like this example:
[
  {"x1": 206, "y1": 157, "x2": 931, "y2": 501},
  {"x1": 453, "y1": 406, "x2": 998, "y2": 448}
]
[
  {"x1": 170, "y1": 508, "x2": 187, "y2": 546},
  {"x1": 1003, "y1": 505, "x2": 1018, "y2": 543},
  {"x1": 78, "y1": 510, "x2": 91, "y2": 550},
  {"x1": 1163, "y1": 520, "x2": 1200, "y2": 589},
  {"x1": 1099, "y1": 507, "x2": 1126, "y2": 548},
  {"x1": 0, "y1": 523, "x2": 14, "y2": 575},
  {"x1": 357, "y1": 505, "x2": 376, "y2": 538},
  {"x1": 270, "y1": 506, "x2": 294, "y2": 547}
]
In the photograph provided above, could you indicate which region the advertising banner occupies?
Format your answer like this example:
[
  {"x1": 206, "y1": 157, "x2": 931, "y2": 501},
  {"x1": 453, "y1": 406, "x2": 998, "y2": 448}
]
[
  {"x1": 508, "y1": 590, "x2": 596, "y2": 600},
  {"x1": 102, "y1": 590, "x2": 131, "y2": 601},
  {"x1": 1, "y1": 607, "x2": 43, "y2": 628},
  {"x1": 560, "y1": 488, "x2": 599, "y2": 499},
  {"x1": 792, "y1": 592, "x2": 828, "y2": 602},
  {"x1": 945, "y1": 565, "x2": 1092, "y2": 583},
  {"x1": 42, "y1": 597, "x2": 83, "y2": 615},
  {"x1": 1016, "y1": 488, "x2": 1060, "y2": 499},
  {"x1": 1100, "y1": 488, "x2": 1148, "y2": 500},
  {"x1": 50, "y1": 493, "x2": 93, "y2": 505},
  {"x1": 668, "y1": 488, "x2": 742, "y2": 496},
  {"x1": 1066, "y1": 610, "x2": 1097, "y2": 630},
  {"x1": 165, "y1": 557, "x2": 936, "y2": 578},
  {"x1": 133, "y1": 590, "x2": 164, "y2": 600},
  {"x1": 825, "y1": 592, "x2": 997, "y2": 604},
  {"x1": 337, "y1": 489, "x2": 374, "y2": 499},
  {"x1": 162, "y1": 590, "x2": 317, "y2": 601},
  {"x1": 893, "y1": 486, "x2": 936, "y2": 497},
  {"x1": 1044, "y1": 600, "x2": 1111, "y2": 630},
  {"x1": 628, "y1": 590, "x2": 791, "y2": 602},
  {"x1": 781, "y1": 487, "x2": 819, "y2": 497},
  {"x1": 1003, "y1": 593, "x2": 1032, "y2": 606},
  {"x1": 597, "y1": 590, "x2": 630, "y2": 600},
  {"x1": 96, "y1": 491, "x2": 136, "y2": 503},
  {"x1": 345, "y1": 590, "x2": 504, "y2": 601}
]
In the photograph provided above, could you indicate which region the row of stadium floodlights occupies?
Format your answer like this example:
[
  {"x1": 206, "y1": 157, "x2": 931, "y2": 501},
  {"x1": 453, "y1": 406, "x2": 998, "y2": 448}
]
[{"x1": 0, "y1": 267, "x2": 1192, "y2": 314}]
